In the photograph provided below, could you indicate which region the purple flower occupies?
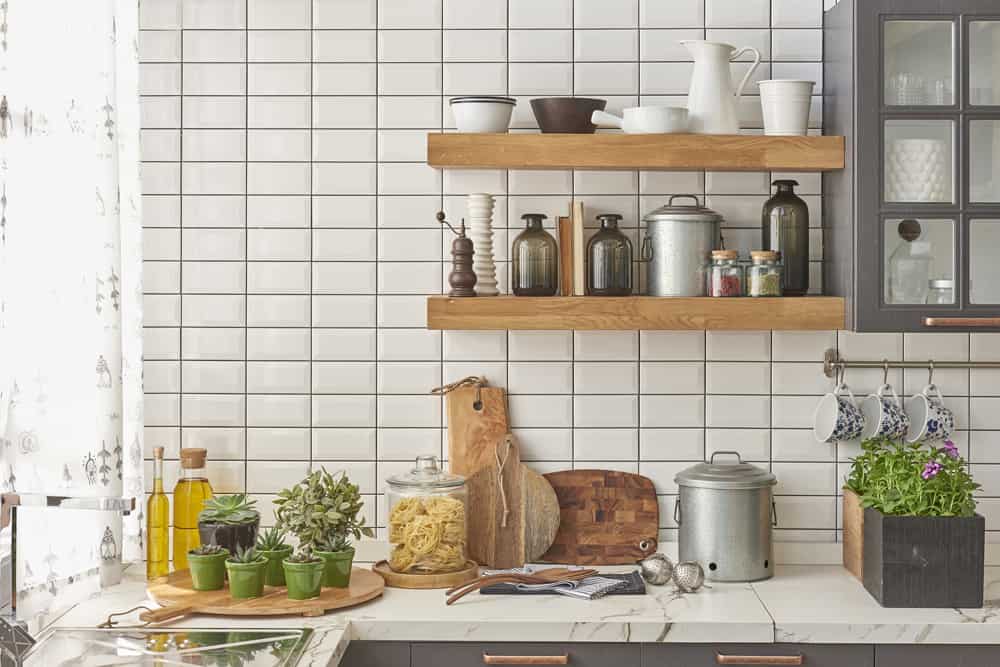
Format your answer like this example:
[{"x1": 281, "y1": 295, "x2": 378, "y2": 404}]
[
  {"x1": 922, "y1": 460, "x2": 944, "y2": 480},
  {"x1": 942, "y1": 440, "x2": 960, "y2": 460}
]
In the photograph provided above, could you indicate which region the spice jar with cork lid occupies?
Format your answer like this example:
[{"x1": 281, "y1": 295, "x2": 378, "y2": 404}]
[
  {"x1": 708, "y1": 250, "x2": 744, "y2": 297},
  {"x1": 748, "y1": 250, "x2": 783, "y2": 297}
]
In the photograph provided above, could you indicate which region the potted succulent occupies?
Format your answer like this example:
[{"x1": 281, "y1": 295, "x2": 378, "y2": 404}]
[
  {"x1": 199, "y1": 493, "x2": 260, "y2": 556},
  {"x1": 256, "y1": 527, "x2": 293, "y2": 587},
  {"x1": 225, "y1": 545, "x2": 268, "y2": 600},
  {"x1": 187, "y1": 544, "x2": 228, "y2": 591},
  {"x1": 282, "y1": 548, "x2": 325, "y2": 600},
  {"x1": 847, "y1": 437, "x2": 984, "y2": 608},
  {"x1": 274, "y1": 468, "x2": 374, "y2": 588}
]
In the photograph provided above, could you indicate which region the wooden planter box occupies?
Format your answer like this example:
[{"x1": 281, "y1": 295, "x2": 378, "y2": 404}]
[
  {"x1": 862, "y1": 506, "x2": 985, "y2": 608},
  {"x1": 842, "y1": 489, "x2": 864, "y2": 581}
]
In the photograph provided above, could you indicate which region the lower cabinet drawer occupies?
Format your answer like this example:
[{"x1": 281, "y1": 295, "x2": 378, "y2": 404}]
[
  {"x1": 341, "y1": 641, "x2": 410, "y2": 667},
  {"x1": 642, "y1": 644, "x2": 874, "y2": 667},
  {"x1": 876, "y1": 645, "x2": 1000, "y2": 667},
  {"x1": 411, "y1": 642, "x2": 641, "y2": 667}
]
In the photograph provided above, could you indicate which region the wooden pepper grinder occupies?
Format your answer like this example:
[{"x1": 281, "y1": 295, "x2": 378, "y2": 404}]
[{"x1": 438, "y1": 211, "x2": 477, "y2": 297}]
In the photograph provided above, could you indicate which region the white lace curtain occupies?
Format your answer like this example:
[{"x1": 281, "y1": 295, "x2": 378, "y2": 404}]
[{"x1": 0, "y1": 0, "x2": 143, "y2": 620}]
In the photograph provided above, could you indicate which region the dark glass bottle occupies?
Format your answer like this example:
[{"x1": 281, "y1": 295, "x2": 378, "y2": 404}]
[
  {"x1": 511, "y1": 213, "x2": 558, "y2": 296},
  {"x1": 586, "y1": 214, "x2": 632, "y2": 296},
  {"x1": 761, "y1": 179, "x2": 809, "y2": 296}
]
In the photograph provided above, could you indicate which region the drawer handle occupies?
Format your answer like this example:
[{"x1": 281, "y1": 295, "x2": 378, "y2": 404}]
[
  {"x1": 924, "y1": 317, "x2": 1000, "y2": 328},
  {"x1": 716, "y1": 654, "x2": 803, "y2": 666},
  {"x1": 483, "y1": 654, "x2": 569, "y2": 665}
]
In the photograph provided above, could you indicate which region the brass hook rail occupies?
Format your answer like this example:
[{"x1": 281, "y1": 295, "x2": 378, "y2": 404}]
[{"x1": 822, "y1": 348, "x2": 1000, "y2": 378}]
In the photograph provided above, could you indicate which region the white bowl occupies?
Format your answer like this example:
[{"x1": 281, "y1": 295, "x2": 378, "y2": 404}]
[{"x1": 449, "y1": 96, "x2": 516, "y2": 133}]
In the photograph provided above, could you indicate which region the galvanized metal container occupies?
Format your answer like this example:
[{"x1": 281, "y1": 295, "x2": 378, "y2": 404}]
[
  {"x1": 674, "y1": 451, "x2": 777, "y2": 582},
  {"x1": 641, "y1": 195, "x2": 723, "y2": 296}
]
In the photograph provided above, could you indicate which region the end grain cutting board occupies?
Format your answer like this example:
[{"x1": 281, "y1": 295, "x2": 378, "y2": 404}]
[{"x1": 540, "y1": 470, "x2": 659, "y2": 565}]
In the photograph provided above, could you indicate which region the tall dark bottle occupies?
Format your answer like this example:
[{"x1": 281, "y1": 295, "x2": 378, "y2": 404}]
[
  {"x1": 511, "y1": 213, "x2": 558, "y2": 296},
  {"x1": 762, "y1": 179, "x2": 809, "y2": 296},
  {"x1": 586, "y1": 214, "x2": 632, "y2": 296}
]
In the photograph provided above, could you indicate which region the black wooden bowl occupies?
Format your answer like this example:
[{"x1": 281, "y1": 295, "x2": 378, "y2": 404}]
[{"x1": 530, "y1": 97, "x2": 607, "y2": 133}]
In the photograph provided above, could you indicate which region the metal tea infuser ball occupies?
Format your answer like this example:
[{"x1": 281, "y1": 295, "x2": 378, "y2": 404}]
[
  {"x1": 638, "y1": 553, "x2": 674, "y2": 586},
  {"x1": 673, "y1": 561, "x2": 706, "y2": 593}
]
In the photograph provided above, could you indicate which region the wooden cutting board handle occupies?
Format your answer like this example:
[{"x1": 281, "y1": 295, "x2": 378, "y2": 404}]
[
  {"x1": 443, "y1": 385, "x2": 509, "y2": 477},
  {"x1": 139, "y1": 604, "x2": 195, "y2": 624}
]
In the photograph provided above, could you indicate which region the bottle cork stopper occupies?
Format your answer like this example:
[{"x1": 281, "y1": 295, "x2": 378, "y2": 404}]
[
  {"x1": 712, "y1": 249, "x2": 738, "y2": 260},
  {"x1": 152, "y1": 446, "x2": 164, "y2": 458},
  {"x1": 179, "y1": 448, "x2": 207, "y2": 468}
]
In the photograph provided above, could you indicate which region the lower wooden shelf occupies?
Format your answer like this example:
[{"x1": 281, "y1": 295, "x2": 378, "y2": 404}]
[{"x1": 426, "y1": 296, "x2": 845, "y2": 331}]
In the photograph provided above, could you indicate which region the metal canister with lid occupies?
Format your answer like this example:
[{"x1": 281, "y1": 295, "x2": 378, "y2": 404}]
[
  {"x1": 674, "y1": 451, "x2": 777, "y2": 582},
  {"x1": 641, "y1": 195, "x2": 723, "y2": 296}
]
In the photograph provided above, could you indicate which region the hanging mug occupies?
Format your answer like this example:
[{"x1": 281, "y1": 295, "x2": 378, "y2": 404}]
[
  {"x1": 813, "y1": 383, "x2": 865, "y2": 443},
  {"x1": 860, "y1": 383, "x2": 910, "y2": 440},
  {"x1": 905, "y1": 384, "x2": 955, "y2": 443}
]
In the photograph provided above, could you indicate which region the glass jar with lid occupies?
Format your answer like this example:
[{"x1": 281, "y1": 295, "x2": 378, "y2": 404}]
[
  {"x1": 707, "y1": 250, "x2": 744, "y2": 297},
  {"x1": 747, "y1": 250, "x2": 783, "y2": 297},
  {"x1": 385, "y1": 456, "x2": 467, "y2": 574},
  {"x1": 926, "y1": 279, "x2": 954, "y2": 304}
]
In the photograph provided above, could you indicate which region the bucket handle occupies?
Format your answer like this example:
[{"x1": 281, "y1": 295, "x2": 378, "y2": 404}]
[
  {"x1": 641, "y1": 234, "x2": 653, "y2": 262},
  {"x1": 667, "y1": 194, "x2": 701, "y2": 207},
  {"x1": 673, "y1": 497, "x2": 681, "y2": 526},
  {"x1": 709, "y1": 450, "x2": 744, "y2": 464}
]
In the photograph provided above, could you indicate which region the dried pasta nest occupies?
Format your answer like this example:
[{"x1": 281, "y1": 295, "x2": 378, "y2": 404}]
[{"x1": 388, "y1": 495, "x2": 466, "y2": 574}]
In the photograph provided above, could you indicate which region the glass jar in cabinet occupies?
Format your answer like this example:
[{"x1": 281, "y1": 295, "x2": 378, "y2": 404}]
[
  {"x1": 748, "y1": 250, "x2": 783, "y2": 297},
  {"x1": 385, "y1": 456, "x2": 467, "y2": 574},
  {"x1": 707, "y1": 250, "x2": 744, "y2": 297}
]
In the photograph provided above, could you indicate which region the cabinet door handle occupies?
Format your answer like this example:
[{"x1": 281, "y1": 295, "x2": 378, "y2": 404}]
[
  {"x1": 716, "y1": 654, "x2": 803, "y2": 666},
  {"x1": 482, "y1": 654, "x2": 569, "y2": 665},
  {"x1": 924, "y1": 316, "x2": 1000, "y2": 328}
]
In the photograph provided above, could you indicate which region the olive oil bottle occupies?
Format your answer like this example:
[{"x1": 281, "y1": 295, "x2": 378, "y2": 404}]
[
  {"x1": 172, "y1": 448, "x2": 213, "y2": 571},
  {"x1": 146, "y1": 446, "x2": 169, "y2": 580}
]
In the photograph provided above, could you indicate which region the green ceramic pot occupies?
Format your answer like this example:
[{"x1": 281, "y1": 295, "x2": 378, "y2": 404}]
[
  {"x1": 225, "y1": 558, "x2": 267, "y2": 599},
  {"x1": 315, "y1": 547, "x2": 354, "y2": 588},
  {"x1": 259, "y1": 545, "x2": 293, "y2": 586},
  {"x1": 187, "y1": 548, "x2": 229, "y2": 591},
  {"x1": 282, "y1": 559, "x2": 325, "y2": 600}
]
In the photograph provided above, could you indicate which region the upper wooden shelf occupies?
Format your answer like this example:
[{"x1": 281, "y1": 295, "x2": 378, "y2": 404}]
[
  {"x1": 427, "y1": 296, "x2": 845, "y2": 331},
  {"x1": 427, "y1": 133, "x2": 845, "y2": 172}
]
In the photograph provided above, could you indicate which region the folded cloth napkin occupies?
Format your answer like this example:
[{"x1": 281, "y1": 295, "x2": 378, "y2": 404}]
[{"x1": 479, "y1": 572, "x2": 644, "y2": 599}]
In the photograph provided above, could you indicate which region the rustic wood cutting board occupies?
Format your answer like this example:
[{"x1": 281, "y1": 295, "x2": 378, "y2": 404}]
[
  {"x1": 466, "y1": 435, "x2": 560, "y2": 569},
  {"x1": 445, "y1": 385, "x2": 509, "y2": 477},
  {"x1": 540, "y1": 469, "x2": 659, "y2": 565}
]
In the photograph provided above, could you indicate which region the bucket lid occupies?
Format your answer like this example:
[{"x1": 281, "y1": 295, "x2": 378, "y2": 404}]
[
  {"x1": 675, "y1": 451, "x2": 777, "y2": 490},
  {"x1": 643, "y1": 194, "x2": 723, "y2": 224},
  {"x1": 386, "y1": 455, "x2": 465, "y2": 489}
]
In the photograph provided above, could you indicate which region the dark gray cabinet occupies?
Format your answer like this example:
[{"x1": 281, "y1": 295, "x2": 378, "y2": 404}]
[
  {"x1": 824, "y1": 0, "x2": 1000, "y2": 331},
  {"x1": 413, "y1": 643, "x2": 640, "y2": 667},
  {"x1": 876, "y1": 645, "x2": 1000, "y2": 667},
  {"x1": 642, "y1": 643, "x2": 872, "y2": 666}
]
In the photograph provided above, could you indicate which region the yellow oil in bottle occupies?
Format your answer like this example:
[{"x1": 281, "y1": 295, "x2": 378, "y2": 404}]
[
  {"x1": 172, "y1": 448, "x2": 213, "y2": 570},
  {"x1": 146, "y1": 447, "x2": 170, "y2": 580}
]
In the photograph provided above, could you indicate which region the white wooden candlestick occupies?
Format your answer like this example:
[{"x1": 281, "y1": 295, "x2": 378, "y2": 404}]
[{"x1": 466, "y1": 193, "x2": 500, "y2": 296}]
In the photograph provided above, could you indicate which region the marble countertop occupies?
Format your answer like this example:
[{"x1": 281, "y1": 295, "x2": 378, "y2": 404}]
[{"x1": 46, "y1": 564, "x2": 1000, "y2": 666}]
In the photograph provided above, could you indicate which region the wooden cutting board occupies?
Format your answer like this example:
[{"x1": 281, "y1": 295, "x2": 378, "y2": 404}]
[
  {"x1": 466, "y1": 435, "x2": 560, "y2": 569},
  {"x1": 445, "y1": 385, "x2": 509, "y2": 477},
  {"x1": 540, "y1": 470, "x2": 659, "y2": 565}
]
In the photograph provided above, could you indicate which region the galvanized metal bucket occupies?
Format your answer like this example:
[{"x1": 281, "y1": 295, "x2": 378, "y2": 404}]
[{"x1": 641, "y1": 195, "x2": 722, "y2": 296}]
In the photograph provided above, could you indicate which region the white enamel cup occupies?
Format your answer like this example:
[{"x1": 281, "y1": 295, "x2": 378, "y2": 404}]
[{"x1": 759, "y1": 80, "x2": 815, "y2": 136}]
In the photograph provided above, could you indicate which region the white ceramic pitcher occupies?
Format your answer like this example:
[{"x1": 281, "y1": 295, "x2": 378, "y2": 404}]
[{"x1": 681, "y1": 40, "x2": 762, "y2": 134}]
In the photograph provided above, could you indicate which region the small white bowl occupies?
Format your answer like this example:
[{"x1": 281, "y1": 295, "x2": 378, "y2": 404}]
[{"x1": 449, "y1": 96, "x2": 516, "y2": 133}]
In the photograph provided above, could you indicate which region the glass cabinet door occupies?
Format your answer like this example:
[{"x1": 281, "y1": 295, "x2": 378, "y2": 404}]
[
  {"x1": 969, "y1": 21, "x2": 1000, "y2": 106},
  {"x1": 884, "y1": 119, "x2": 955, "y2": 203},
  {"x1": 884, "y1": 21, "x2": 955, "y2": 106},
  {"x1": 970, "y1": 120, "x2": 1000, "y2": 203},
  {"x1": 883, "y1": 218, "x2": 955, "y2": 305},
  {"x1": 970, "y1": 219, "x2": 1000, "y2": 304}
]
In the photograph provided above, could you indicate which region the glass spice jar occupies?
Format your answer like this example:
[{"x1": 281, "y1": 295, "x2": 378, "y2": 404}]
[
  {"x1": 708, "y1": 250, "x2": 744, "y2": 297},
  {"x1": 748, "y1": 250, "x2": 783, "y2": 297}
]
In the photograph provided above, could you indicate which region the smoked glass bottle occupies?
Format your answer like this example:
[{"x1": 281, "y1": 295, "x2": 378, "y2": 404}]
[
  {"x1": 511, "y1": 213, "x2": 558, "y2": 296},
  {"x1": 762, "y1": 180, "x2": 809, "y2": 296},
  {"x1": 586, "y1": 214, "x2": 633, "y2": 296},
  {"x1": 172, "y1": 448, "x2": 213, "y2": 571},
  {"x1": 146, "y1": 446, "x2": 169, "y2": 580}
]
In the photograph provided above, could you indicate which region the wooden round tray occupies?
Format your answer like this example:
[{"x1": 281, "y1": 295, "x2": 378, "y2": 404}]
[
  {"x1": 142, "y1": 568, "x2": 384, "y2": 624},
  {"x1": 372, "y1": 560, "x2": 479, "y2": 589}
]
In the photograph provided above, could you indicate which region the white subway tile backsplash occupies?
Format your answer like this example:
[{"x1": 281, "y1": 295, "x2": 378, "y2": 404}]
[
  {"x1": 182, "y1": 0, "x2": 245, "y2": 28},
  {"x1": 640, "y1": 0, "x2": 703, "y2": 28},
  {"x1": 248, "y1": 262, "x2": 311, "y2": 295},
  {"x1": 444, "y1": 30, "x2": 508, "y2": 62},
  {"x1": 706, "y1": 395, "x2": 770, "y2": 428},
  {"x1": 705, "y1": 0, "x2": 769, "y2": 28}
]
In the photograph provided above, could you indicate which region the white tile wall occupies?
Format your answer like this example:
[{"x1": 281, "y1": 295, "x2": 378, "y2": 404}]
[{"x1": 140, "y1": 0, "x2": 1000, "y2": 542}]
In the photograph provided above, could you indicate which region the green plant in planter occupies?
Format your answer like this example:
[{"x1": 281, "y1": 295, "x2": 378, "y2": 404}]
[
  {"x1": 282, "y1": 548, "x2": 325, "y2": 600},
  {"x1": 274, "y1": 468, "x2": 374, "y2": 588},
  {"x1": 225, "y1": 545, "x2": 267, "y2": 599},
  {"x1": 255, "y1": 527, "x2": 292, "y2": 587},
  {"x1": 187, "y1": 544, "x2": 229, "y2": 591},
  {"x1": 199, "y1": 494, "x2": 261, "y2": 556}
]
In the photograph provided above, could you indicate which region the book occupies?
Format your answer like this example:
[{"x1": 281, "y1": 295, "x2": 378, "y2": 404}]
[
  {"x1": 572, "y1": 200, "x2": 585, "y2": 296},
  {"x1": 557, "y1": 216, "x2": 573, "y2": 296}
]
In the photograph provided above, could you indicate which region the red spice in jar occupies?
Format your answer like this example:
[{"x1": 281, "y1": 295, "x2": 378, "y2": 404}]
[{"x1": 712, "y1": 274, "x2": 742, "y2": 297}]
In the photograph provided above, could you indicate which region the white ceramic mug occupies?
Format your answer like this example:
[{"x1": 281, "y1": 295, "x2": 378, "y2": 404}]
[
  {"x1": 591, "y1": 107, "x2": 689, "y2": 134},
  {"x1": 813, "y1": 383, "x2": 866, "y2": 443},
  {"x1": 905, "y1": 384, "x2": 955, "y2": 443},
  {"x1": 758, "y1": 80, "x2": 814, "y2": 136}
]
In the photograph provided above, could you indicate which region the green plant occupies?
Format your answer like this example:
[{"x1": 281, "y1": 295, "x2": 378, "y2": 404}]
[
  {"x1": 255, "y1": 526, "x2": 288, "y2": 552},
  {"x1": 273, "y1": 468, "x2": 374, "y2": 552},
  {"x1": 285, "y1": 548, "x2": 321, "y2": 564},
  {"x1": 189, "y1": 544, "x2": 226, "y2": 557},
  {"x1": 199, "y1": 493, "x2": 260, "y2": 525},
  {"x1": 846, "y1": 437, "x2": 979, "y2": 517},
  {"x1": 318, "y1": 532, "x2": 352, "y2": 553},
  {"x1": 227, "y1": 545, "x2": 265, "y2": 564}
]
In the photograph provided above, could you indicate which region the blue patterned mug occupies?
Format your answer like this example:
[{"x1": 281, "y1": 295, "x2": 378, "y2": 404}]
[
  {"x1": 813, "y1": 383, "x2": 865, "y2": 443},
  {"x1": 905, "y1": 384, "x2": 955, "y2": 443},
  {"x1": 860, "y1": 383, "x2": 910, "y2": 440}
]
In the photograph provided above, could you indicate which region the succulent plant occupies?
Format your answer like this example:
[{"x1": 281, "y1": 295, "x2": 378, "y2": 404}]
[
  {"x1": 227, "y1": 544, "x2": 265, "y2": 564},
  {"x1": 255, "y1": 526, "x2": 288, "y2": 552},
  {"x1": 273, "y1": 468, "x2": 374, "y2": 552},
  {"x1": 317, "y1": 532, "x2": 352, "y2": 553},
  {"x1": 285, "y1": 548, "x2": 321, "y2": 564},
  {"x1": 199, "y1": 494, "x2": 260, "y2": 526},
  {"x1": 189, "y1": 544, "x2": 227, "y2": 557}
]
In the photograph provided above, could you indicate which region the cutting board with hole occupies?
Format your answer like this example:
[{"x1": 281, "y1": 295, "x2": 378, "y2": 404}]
[
  {"x1": 539, "y1": 470, "x2": 659, "y2": 565},
  {"x1": 445, "y1": 385, "x2": 509, "y2": 477}
]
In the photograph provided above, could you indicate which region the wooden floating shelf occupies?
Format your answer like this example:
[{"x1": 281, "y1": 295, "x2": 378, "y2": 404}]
[
  {"x1": 427, "y1": 296, "x2": 846, "y2": 331},
  {"x1": 427, "y1": 133, "x2": 845, "y2": 172}
]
